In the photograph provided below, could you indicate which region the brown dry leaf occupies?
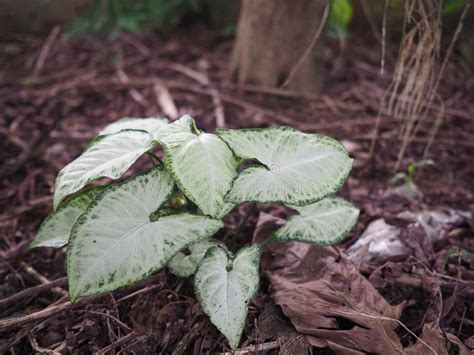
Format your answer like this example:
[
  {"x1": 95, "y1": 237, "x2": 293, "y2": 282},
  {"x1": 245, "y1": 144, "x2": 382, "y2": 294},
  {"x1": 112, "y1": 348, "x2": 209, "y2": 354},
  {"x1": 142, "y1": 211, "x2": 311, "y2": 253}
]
[
  {"x1": 255, "y1": 213, "x2": 411, "y2": 353},
  {"x1": 258, "y1": 303, "x2": 311, "y2": 355},
  {"x1": 447, "y1": 333, "x2": 473, "y2": 355},
  {"x1": 405, "y1": 324, "x2": 447, "y2": 354}
]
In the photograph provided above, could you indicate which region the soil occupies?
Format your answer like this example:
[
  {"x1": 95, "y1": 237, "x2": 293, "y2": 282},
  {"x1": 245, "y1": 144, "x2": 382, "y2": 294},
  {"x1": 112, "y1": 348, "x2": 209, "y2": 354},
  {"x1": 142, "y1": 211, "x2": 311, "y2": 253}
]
[{"x1": 0, "y1": 27, "x2": 473, "y2": 354}]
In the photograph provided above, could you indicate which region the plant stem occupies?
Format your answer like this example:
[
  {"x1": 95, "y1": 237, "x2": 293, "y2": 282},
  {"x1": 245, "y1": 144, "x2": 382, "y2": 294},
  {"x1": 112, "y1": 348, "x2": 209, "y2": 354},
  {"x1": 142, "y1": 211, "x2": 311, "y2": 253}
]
[
  {"x1": 234, "y1": 202, "x2": 256, "y2": 239},
  {"x1": 224, "y1": 202, "x2": 256, "y2": 241},
  {"x1": 147, "y1": 152, "x2": 163, "y2": 165},
  {"x1": 259, "y1": 233, "x2": 276, "y2": 247}
]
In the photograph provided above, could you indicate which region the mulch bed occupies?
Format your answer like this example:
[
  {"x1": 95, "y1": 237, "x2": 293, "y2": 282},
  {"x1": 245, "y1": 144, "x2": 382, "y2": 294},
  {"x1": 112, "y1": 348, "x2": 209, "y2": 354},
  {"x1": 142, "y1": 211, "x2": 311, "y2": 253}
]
[{"x1": 0, "y1": 26, "x2": 473, "y2": 354}]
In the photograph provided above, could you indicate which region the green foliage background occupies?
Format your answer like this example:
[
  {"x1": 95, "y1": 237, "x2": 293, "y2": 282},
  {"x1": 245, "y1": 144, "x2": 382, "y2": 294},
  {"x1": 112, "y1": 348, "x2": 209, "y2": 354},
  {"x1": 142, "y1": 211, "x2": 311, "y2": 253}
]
[{"x1": 69, "y1": 0, "x2": 202, "y2": 34}]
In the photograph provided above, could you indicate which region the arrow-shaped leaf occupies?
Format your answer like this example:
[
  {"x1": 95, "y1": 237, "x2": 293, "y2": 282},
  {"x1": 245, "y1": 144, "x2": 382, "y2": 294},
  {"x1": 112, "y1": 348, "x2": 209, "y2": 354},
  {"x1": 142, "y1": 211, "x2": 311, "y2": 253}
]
[
  {"x1": 194, "y1": 244, "x2": 260, "y2": 349},
  {"x1": 274, "y1": 196, "x2": 359, "y2": 245},
  {"x1": 54, "y1": 130, "x2": 157, "y2": 209},
  {"x1": 158, "y1": 116, "x2": 238, "y2": 218},
  {"x1": 67, "y1": 166, "x2": 223, "y2": 301},
  {"x1": 217, "y1": 127, "x2": 352, "y2": 206},
  {"x1": 29, "y1": 187, "x2": 104, "y2": 249}
]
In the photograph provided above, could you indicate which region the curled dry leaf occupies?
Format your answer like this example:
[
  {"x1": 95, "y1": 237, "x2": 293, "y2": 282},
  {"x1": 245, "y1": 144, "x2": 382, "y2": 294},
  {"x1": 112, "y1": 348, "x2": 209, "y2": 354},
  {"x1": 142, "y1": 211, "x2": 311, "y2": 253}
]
[{"x1": 254, "y1": 213, "x2": 408, "y2": 353}]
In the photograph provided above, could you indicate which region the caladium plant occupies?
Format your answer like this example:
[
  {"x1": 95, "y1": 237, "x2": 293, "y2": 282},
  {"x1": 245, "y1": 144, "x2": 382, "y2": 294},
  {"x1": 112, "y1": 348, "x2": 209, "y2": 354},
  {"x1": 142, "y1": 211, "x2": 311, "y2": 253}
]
[{"x1": 29, "y1": 115, "x2": 359, "y2": 350}]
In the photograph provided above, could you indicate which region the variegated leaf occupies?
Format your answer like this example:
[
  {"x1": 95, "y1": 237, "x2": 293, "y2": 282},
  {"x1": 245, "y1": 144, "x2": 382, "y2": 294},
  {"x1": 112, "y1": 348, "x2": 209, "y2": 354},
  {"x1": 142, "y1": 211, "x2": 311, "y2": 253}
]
[
  {"x1": 54, "y1": 130, "x2": 157, "y2": 209},
  {"x1": 194, "y1": 244, "x2": 260, "y2": 350},
  {"x1": 29, "y1": 187, "x2": 104, "y2": 249},
  {"x1": 99, "y1": 117, "x2": 168, "y2": 139},
  {"x1": 274, "y1": 196, "x2": 359, "y2": 245},
  {"x1": 67, "y1": 166, "x2": 223, "y2": 301},
  {"x1": 217, "y1": 127, "x2": 352, "y2": 206},
  {"x1": 168, "y1": 240, "x2": 220, "y2": 278},
  {"x1": 158, "y1": 115, "x2": 238, "y2": 218}
]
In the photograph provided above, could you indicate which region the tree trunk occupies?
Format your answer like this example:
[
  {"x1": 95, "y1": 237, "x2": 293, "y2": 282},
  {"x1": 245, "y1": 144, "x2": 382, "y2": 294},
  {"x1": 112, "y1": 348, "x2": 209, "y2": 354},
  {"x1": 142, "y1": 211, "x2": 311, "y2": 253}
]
[{"x1": 229, "y1": 0, "x2": 326, "y2": 94}]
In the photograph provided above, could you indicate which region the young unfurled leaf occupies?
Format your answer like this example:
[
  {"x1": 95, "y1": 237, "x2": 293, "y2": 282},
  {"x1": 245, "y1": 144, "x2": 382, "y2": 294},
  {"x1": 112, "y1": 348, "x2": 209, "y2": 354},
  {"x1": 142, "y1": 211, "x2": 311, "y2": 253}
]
[
  {"x1": 99, "y1": 117, "x2": 169, "y2": 139},
  {"x1": 168, "y1": 240, "x2": 220, "y2": 278},
  {"x1": 217, "y1": 127, "x2": 352, "y2": 206},
  {"x1": 158, "y1": 115, "x2": 238, "y2": 218},
  {"x1": 67, "y1": 166, "x2": 223, "y2": 301},
  {"x1": 28, "y1": 187, "x2": 105, "y2": 250},
  {"x1": 194, "y1": 244, "x2": 260, "y2": 350},
  {"x1": 54, "y1": 130, "x2": 157, "y2": 209},
  {"x1": 274, "y1": 196, "x2": 359, "y2": 245}
]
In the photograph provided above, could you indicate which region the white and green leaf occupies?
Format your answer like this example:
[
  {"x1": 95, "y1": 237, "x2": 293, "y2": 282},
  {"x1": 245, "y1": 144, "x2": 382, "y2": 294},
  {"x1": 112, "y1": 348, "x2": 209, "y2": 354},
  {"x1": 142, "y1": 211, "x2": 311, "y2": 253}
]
[
  {"x1": 99, "y1": 117, "x2": 168, "y2": 139},
  {"x1": 158, "y1": 115, "x2": 238, "y2": 218},
  {"x1": 194, "y1": 244, "x2": 260, "y2": 350},
  {"x1": 67, "y1": 166, "x2": 223, "y2": 301},
  {"x1": 28, "y1": 187, "x2": 104, "y2": 250},
  {"x1": 274, "y1": 196, "x2": 359, "y2": 245},
  {"x1": 54, "y1": 130, "x2": 157, "y2": 209},
  {"x1": 168, "y1": 240, "x2": 220, "y2": 278},
  {"x1": 217, "y1": 127, "x2": 353, "y2": 206}
]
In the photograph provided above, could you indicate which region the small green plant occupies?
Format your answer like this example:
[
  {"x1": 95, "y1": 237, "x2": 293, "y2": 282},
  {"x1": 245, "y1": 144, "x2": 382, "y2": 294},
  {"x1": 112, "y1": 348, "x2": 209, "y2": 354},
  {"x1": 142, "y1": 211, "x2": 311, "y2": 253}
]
[
  {"x1": 69, "y1": 0, "x2": 202, "y2": 34},
  {"x1": 328, "y1": 0, "x2": 353, "y2": 39},
  {"x1": 29, "y1": 115, "x2": 359, "y2": 350},
  {"x1": 440, "y1": 247, "x2": 474, "y2": 273},
  {"x1": 390, "y1": 159, "x2": 434, "y2": 198}
]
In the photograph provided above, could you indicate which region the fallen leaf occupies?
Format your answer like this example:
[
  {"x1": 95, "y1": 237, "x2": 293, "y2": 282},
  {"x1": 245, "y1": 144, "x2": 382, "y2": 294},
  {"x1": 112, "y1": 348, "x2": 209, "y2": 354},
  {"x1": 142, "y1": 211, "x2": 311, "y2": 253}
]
[
  {"x1": 405, "y1": 324, "x2": 446, "y2": 355},
  {"x1": 261, "y1": 233, "x2": 407, "y2": 353},
  {"x1": 446, "y1": 333, "x2": 472, "y2": 355},
  {"x1": 398, "y1": 209, "x2": 471, "y2": 241},
  {"x1": 258, "y1": 303, "x2": 311, "y2": 355},
  {"x1": 346, "y1": 218, "x2": 410, "y2": 262}
]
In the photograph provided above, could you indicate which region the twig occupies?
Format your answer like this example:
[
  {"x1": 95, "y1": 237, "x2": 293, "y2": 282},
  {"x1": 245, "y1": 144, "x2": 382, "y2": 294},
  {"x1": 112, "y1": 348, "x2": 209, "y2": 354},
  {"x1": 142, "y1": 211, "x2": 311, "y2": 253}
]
[
  {"x1": 116, "y1": 69, "x2": 148, "y2": 107},
  {"x1": 162, "y1": 63, "x2": 225, "y2": 127},
  {"x1": 81, "y1": 310, "x2": 132, "y2": 331},
  {"x1": 172, "y1": 322, "x2": 206, "y2": 354},
  {"x1": 21, "y1": 262, "x2": 67, "y2": 297},
  {"x1": 0, "y1": 301, "x2": 72, "y2": 332},
  {"x1": 33, "y1": 26, "x2": 61, "y2": 77},
  {"x1": 280, "y1": 0, "x2": 330, "y2": 89},
  {"x1": 210, "y1": 87, "x2": 226, "y2": 128},
  {"x1": 221, "y1": 340, "x2": 280, "y2": 355},
  {"x1": 96, "y1": 331, "x2": 139, "y2": 355},
  {"x1": 117, "y1": 284, "x2": 162, "y2": 303},
  {"x1": 380, "y1": 0, "x2": 389, "y2": 75},
  {"x1": 0, "y1": 277, "x2": 67, "y2": 309},
  {"x1": 154, "y1": 81, "x2": 179, "y2": 119}
]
